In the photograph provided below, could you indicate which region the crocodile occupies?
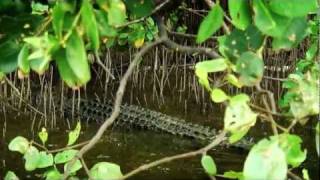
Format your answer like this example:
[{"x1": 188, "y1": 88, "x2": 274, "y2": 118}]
[{"x1": 60, "y1": 98, "x2": 253, "y2": 149}]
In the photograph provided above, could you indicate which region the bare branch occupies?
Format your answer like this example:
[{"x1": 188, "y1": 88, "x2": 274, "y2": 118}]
[
  {"x1": 63, "y1": 39, "x2": 164, "y2": 179},
  {"x1": 117, "y1": 131, "x2": 227, "y2": 180}
]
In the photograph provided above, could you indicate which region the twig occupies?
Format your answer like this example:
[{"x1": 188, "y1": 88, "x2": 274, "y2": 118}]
[
  {"x1": 48, "y1": 140, "x2": 90, "y2": 153},
  {"x1": 4, "y1": 77, "x2": 45, "y2": 116},
  {"x1": 256, "y1": 84, "x2": 278, "y2": 135},
  {"x1": 94, "y1": 52, "x2": 115, "y2": 80},
  {"x1": 63, "y1": 38, "x2": 164, "y2": 179},
  {"x1": 116, "y1": 0, "x2": 171, "y2": 28},
  {"x1": 117, "y1": 131, "x2": 227, "y2": 180},
  {"x1": 158, "y1": 17, "x2": 220, "y2": 58},
  {"x1": 288, "y1": 170, "x2": 303, "y2": 180}
]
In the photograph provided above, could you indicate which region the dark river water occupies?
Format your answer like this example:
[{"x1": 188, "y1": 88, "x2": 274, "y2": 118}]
[
  {"x1": 0, "y1": 102, "x2": 319, "y2": 180},
  {"x1": 0, "y1": 67, "x2": 319, "y2": 180}
]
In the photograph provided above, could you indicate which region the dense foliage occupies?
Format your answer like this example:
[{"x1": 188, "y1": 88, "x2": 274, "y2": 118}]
[{"x1": 0, "y1": 0, "x2": 319, "y2": 180}]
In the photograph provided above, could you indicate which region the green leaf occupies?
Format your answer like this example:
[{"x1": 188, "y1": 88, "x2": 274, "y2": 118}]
[
  {"x1": 8, "y1": 136, "x2": 29, "y2": 154},
  {"x1": 268, "y1": 0, "x2": 319, "y2": 17},
  {"x1": 54, "y1": 149, "x2": 78, "y2": 164},
  {"x1": 229, "y1": 128, "x2": 249, "y2": 144},
  {"x1": 66, "y1": 30, "x2": 91, "y2": 85},
  {"x1": 23, "y1": 146, "x2": 40, "y2": 171},
  {"x1": 38, "y1": 127, "x2": 48, "y2": 145},
  {"x1": 67, "y1": 122, "x2": 81, "y2": 146},
  {"x1": 0, "y1": 40, "x2": 20, "y2": 73},
  {"x1": 95, "y1": 10, "x2": 118, "y2": 38},
  {"x1": 218, "y1": 25, "x2": 264, "y2": 62},
  {"x1": 37, "y1": 151, "x2": 54, "y2": 168},
  {"x1": 90, "y1": 162, "x2": 123, "y2": 179},
  {"x1": 226, "y1": 74, "x2": 243, "y2": 88},
  {"x1": 4, "y1": 171, "x2": 19, "y2": 180},
  {"x1": 224, "y1": 94, "x2": 257, "y2": 134},
  {"x1": 64, "y1": 160, "x2": 82, "y2": 174},
  {"x1": 236, "y1": 52, "x2": 264, "y2": 86},
  {"x1": 124, "y1": 0, "x2": 154, "y2": 18},
  {"x1": 52, "y1": 1, "x2": 65, "y2": 40},
  {"x1": 271, "y1": 18, "x2": 309, "y2": 50},
  {"x1": 195, "y1": 58, "x2": 228, "y2": 90},
  {"x1": 54, "y1": 49, "x2": 80, "y2": 88},
  {"x1": 44, "y1": 168, "x2": 62, "y2": 180},
  {"x1": 302, "y1": 169, "x2": 310, "y2": 180},
  {"x1": 253, "y1": 0, "x2": 276, "y2": 32},
  {"x1": 201, "y1": 155, "x2": 217, "y2": 176},
  {"x1": 243, "y1": 138, "x2": 287, "y2": 180},
  {"x1": 222, "y1": 171, "x2": 244, "y2": 180},
  {"x1": 305, "y1": 42, "x2": 318, "y2": 60},
  {"x1": 107, "y1": 0, "x2": 127, "y2": 26},
  {"x1": 274, "y1": 134, "x2": 307, "y2": 167},
  {"x1": 196, "y1": 4, "x2": 224, "y2": 43},
  {"x1": 211, "y1": 88, "x2": 229, "y2": 103},
  {"x1": 31, "y1": 1, "x2": 48, "y2": 15},
  {"x1": 81, "y1": 0, "x2": 100, "y2": 51},
  {"x1": 228, "y1": 0, "x2": 251, "y2": 30},
  {"x1": 17, "y1": 45, "x2": 30, "y2": 75}
]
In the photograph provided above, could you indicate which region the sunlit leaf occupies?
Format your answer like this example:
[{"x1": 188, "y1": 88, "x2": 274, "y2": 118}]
[
  {"x1": 201, "y1": 155, "x2": 217, "y2": 176},
  {"x1": 54, "y1": 149, "x2": 78, "y2": 164},
  {"x1": 268, "y1": 0, "x2": 318, "y2": 17},
  {"x1": 107, "y1": 0, "x2": 127, "y2": 26},
  {"x1": 196, "y1": 4, "x2": 224, "y2": 43},
  {"x1": 81, "y1": 0, "x2": 100, "y2": 51},
  {"x1": 273, "y1": 134, "x2": 307, "y2": 167},
  {"x1": 243, "y1": 138, "x2": 287, "y2": 180},
  {"x1": 228, "y1": 0, "x2": 251, "y2": 30},
  {"x1": 17, "y1": 44, "x2": 30, "y2": 75},
  {"x1": 226, "y1": 74, "x2": 243, "y2": 88},
  {"x1": 64, "y1": 160, "x2": 82, "y2": 174},
  {"x1": 211, "y1": 88, "x2": 229, "y2": 103},
  {"x1": 4, "y1": 171, "x2": 19, "y2": 180},
  {"x1": 222, "y1": 171, "x2": 244, "y2": 180},
  {"x1": 8, "y1": 136, "x2": 29, "y2": 154},
  {"x1": 90, "y1": 162, "x2": 123, "y2": 179},
  {"x1": 37, "y1": 151, "x2": 54, "y2": 168},
  {"x1": 44, "y1": 168, "x2": 62, "y2": 180},
  {"x1": 23, "y1": 146, "x2": 40, "y2": 171},
  {"x1": 302, "y1": 168, "x2": 310, "y2": 180},
  {"x1": 224, "y1": 94, "x2": 257, "y2": 137},
  {"x1": 38, "y1": 127, "x2": 48, "y2": 145},
  {"x1": 67, "y1": 122, "x2": 81, "y2": 146},
  {"x1": 236, "y1": 52, "x2": 264, "y2": 86},
  {"x1": 195, "y1": 58, "x2": 228, "y2": 90}
]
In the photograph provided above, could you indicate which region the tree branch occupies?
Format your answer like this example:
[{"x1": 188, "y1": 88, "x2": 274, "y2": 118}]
[
  {"x1": 63, "y1": 39, "x2": 164, "y2": 179},
  {"x1": 117, "y1": 131, "x2": 227, "y2": 180}
]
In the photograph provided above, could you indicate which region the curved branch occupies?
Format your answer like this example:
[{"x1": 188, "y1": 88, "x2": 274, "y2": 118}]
[
  {"x1": 63, "y1": 38, "x2": 164, "y2": 179},
  {"x1": 118, "y1": 131, "x2": 227, "y2": 180},
  {"x1": 157, "y1": 16, "x2": 221, "y2": 59}
]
